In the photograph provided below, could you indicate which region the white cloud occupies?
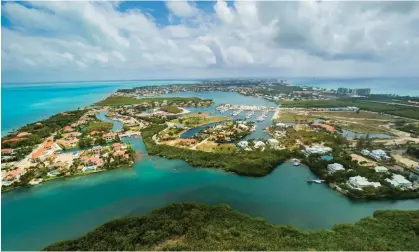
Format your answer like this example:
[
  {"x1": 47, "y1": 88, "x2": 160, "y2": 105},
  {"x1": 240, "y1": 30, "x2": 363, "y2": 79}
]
[
  {"x1": 165, "y1": 0, "x2": 197, "y2": 17},
  {"x1": 1, "y1": 1, "x2": 419, "y2": 82}
]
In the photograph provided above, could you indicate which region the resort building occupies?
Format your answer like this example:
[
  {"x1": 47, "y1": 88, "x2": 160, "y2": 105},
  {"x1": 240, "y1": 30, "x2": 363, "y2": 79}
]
[
  {"x1": 238, "y1": 124, "x2": 249, "y2": 131},
  {"x1": 237, "y1": 141, "x2": 248, "y2": 148},
  {"x1": 304, "y1": 145, "x2": 332, "y2": 155},
  {"x1": 349, "y1": 176, "x2": 381, "y2": 189},
  {"x1": 374, "y1": 166, "x2": 389, "y2": 173},
  {"x1": 385, "y1": 174, "x2": 412, "y2": 188},
  {"x1": 327, "y1": 163, "x2": 345, "y2": 173}
]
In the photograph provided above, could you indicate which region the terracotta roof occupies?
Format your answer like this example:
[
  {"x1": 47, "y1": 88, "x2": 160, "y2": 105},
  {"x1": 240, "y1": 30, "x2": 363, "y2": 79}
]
[
  {"x1": 44, "y1": 140, "x2": 54, "y2": 148},
  {"x1": 32, "y1": 148, "x2": 45, "y2": 159},
  {"x1": 312, "y1": 122, "x2": 336, "y2": 131},
  {"x1": 1, "y1": 148, "x2": 13, "y2": 153},
  {"x1": 2, "y1": 137, "x2": 26, "y2": 143}
]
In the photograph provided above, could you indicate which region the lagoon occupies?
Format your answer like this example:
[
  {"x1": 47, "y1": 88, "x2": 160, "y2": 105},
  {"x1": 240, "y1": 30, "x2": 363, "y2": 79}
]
[{"x1": 2, "y1": 85, "x2": 419, "y2": 251}]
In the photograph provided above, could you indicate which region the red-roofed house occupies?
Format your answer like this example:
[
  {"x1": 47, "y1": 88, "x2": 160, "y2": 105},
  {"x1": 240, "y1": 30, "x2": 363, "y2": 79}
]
[
  {"x1": 1, "y1": 148, "x2": 14, "y2": 154},
  {"x1": 312, "y1": 122, "x2": 336, "y2": 132},
  {"x1": 103, "y1": 133, "x2": 116, "y2": 142}
]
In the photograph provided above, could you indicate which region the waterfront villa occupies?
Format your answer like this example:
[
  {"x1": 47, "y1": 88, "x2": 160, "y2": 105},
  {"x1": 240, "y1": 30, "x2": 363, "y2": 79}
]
[
  {"x1": 385, "y1": 174, "x2": 412, "y2": 188},
  {"x1": 327, "y1": 163, "x2": 345, "y2": 173},
  {"x1": 304, "y1": 145, "x2": 332, "y2": 155},
  {"x1": 361, "y1": 149, "x2": 391, "y2": 161},
  {"x1": 349, "y1": 176, "x2": 381, "y2": 189},
  {"x1": 374, "y1": 166, "x2": 389, "y2": 173},
  {"x1": 312, "y1": 122, "x2": 336, "y2": 132},
  {"x1": 254, "y1": 141, "x2": 266, "y2": 149},
  {"x1": 267, "y1": 139, "x2": 279, "y2": 146},
  {"x1": 103, "y1": 133, "x2": 116, "y2": 142},
  {"x1": 237, "y1": 141, "x2": 248, "y2": 148}
]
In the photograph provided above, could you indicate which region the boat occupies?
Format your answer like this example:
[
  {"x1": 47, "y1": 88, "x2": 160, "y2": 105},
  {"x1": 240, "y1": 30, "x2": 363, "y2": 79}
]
[
  {"x1": 307, "y1": 177, "x2": 326, "y2": 184},
  {"x1": 292, "y1": 159, "x2": 301, "y2": 166}
]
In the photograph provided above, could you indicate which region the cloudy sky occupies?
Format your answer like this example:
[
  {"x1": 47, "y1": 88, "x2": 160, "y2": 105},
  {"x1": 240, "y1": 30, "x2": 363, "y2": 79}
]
[{"x1": 1, "y1": 1, "x2": 419, "y2": 83}]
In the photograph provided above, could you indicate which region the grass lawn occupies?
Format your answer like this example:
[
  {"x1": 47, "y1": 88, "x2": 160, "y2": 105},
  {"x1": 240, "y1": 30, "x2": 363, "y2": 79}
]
[
  {"x1": 311, "y1": 111, "x2": 395, "y2": 121},
  {"x1": 172, "y1": 112, "x2": 230, "y2": 126},
  {"x1": 337, "y1": 122, "x2": 391, "y2": 134},
  {"x1": 274, "y1": 111, "x2": 317, "y2": 122},
  {"x1": 196, "y1": 142, "x2": 236, "y2": 153}
]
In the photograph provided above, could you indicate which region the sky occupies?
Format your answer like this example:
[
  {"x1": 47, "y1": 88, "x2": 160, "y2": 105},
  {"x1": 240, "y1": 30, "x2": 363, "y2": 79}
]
[{"x1": 1, "y1": 1, "x2": 419, "y2": 83}]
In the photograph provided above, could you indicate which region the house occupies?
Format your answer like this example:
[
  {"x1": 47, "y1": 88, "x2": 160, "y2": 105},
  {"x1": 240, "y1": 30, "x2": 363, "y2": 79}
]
[
  {"x1": 1, "y1": 148, "x2": 14, "y2": 155},
  {"x1": 305, "y1": 145, "x2": 332, "y2": 155},
  {"x1": 238, "y1": 124, "x2": 249, "y2": 131},
  {"x1": 275, "y1": 123, "x2": 288, "y2": 128},
  {"x1": 92, "y1": 146, "x2": 102, "y2": 154},
  {"x1": 17, "y1": 132, "x2": 32, "y2": 137},
  {"x1": 370, "y1": 149, "x2": 390, "y2": 161},
  {"x1": 112, "y1": 143, "x2": 122, "y2": 151},
  {"x1": 31, "y1": 148, "x2": 47, "y2": 162},
  {"x1": 267, "y1": 139, "x2": 279, "y2": 146},
  {"x1": 64, "y1": 126, "x2": 74, "y2": 132},
  {"x1": 254, "y1": 141, "x2": 266, "y2": 149},
  {"x1": 312, "y1": 122, "x2": 336, "y2": 131},
  {"x1": 361, "y1": 149, "x2": 370, "y2": 156},
  {"x1": 385, "y1": 174, "x2": 412, "y2": 188},
  {"x1": 237, "y1": 141, "x2": 248, "y2": 148},
  {"x1": 103, "y1": 133, "x2": 116, "y2": 142},
  {"x1": 349, "y1": 176, "x2": 381, "y2": 189},
  {"x1": 44, "y1": 139, "x2": 54, "y2": 150},
  {"x1": 374, "y1": 166, "x2": 388, "y2": 173},
  {"x1": 327, "y1": 163, "x2": 345, "y2": 173}
]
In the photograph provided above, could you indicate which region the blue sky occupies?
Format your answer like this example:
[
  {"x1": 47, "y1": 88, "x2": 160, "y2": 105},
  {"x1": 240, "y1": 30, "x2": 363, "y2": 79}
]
[{"x1": 1, "y1": 1, "x2": 419, "y2": 83}]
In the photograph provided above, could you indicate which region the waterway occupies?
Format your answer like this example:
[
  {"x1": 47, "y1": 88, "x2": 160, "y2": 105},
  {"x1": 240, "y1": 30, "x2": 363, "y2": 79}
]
[{"x1": 2, "y1": 91, "x2": 419, "y2": 251}]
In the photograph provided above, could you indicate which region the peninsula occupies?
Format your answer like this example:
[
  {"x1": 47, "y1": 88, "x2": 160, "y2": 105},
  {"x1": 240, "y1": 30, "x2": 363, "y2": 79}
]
[{"x1": 45, "y1": 202, "x2": 419, "y2": 251}]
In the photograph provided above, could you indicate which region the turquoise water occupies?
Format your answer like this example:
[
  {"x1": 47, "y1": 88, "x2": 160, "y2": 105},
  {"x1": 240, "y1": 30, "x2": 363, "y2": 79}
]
[
  {"x1": 1, "y1": 80, "x2": 197, "y2": 136},
  {"x1": 2, "y1": 81, "x2": 419, "y2": 250},
  {"x1": 95, "y1": 111, "x2": 124, "y2": 132}
]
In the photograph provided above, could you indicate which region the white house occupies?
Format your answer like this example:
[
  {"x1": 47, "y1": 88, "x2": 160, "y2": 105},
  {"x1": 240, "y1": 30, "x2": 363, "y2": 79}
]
[
  {"x1": 305, "y1": 145, "x2": 332, "y2": 155},
  {"x1": 237, "y1": 141, "x2": 249, "y2": 148},
  {"x1": 385, "y1": 174, "x2": 412, "y2": 188},
  {"x1": 374, "y1": 166, "x2": 388, "y2": 173},
  {"x1": 238, "y1": 124, "x2": 249, "y2": 131},
  {"x1": 361, "y1": 149, "x2": 370, "y2": 156},
  {"x1": 327, "y1": 163, "x2": 345, "y2": 173},
  {"x1": 370, "y1": 149, "x2": 390, "y2": 161},
  {"x1": 254, "y1": 141, "x2": 266, "y2": 149},
  {"x1": 349, "y1": 176, "x2": 381, "y2": 189},
  {"x1": 267, "y1": 139, "x2": 279, "y2": 146},
  {"x1": 276, "y1": 123, "x2": 288, "y2": 128}
]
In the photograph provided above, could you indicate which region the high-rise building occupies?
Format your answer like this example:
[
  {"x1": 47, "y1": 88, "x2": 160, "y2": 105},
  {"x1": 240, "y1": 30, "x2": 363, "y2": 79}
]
[
  {"x1": 337, "y1": 87, "x2": 371, "y2": 96},
  {"x1": 337, "y1": 88, "x2": 349, "y2": 94}
]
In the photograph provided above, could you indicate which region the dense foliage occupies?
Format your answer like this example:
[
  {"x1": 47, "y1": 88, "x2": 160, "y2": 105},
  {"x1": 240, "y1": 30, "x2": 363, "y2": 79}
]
[
  {"x1": 45, "y1": 203, "x2": 419, "y2": 251},
  {"x1": 160, "y1": 105, "x2": 183, "y2": 114},
  {"x1": 279, "y1": 99, "x2": 419, "y2": 120},
  {"x1": 86, "y1": 122, "x2": 113, "y2": 132},
  {"x1": 95, "y1": 96, "x2": 209, "y2": 106},
  {"x1": 407, "y1": 146, "x2": 419, "y2": 159},
  {"x1": 2, "y1": 110, "x2": 86, "y2": 149},
  {"x1": 142, "y1": 125, "x2": 290, "y2": 177}
]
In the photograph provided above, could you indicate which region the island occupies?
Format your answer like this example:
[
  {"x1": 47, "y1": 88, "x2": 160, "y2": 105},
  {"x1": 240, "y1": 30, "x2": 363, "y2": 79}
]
[{"x1": 44, "y1": 203, "x2": 419, "y2": 251}]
